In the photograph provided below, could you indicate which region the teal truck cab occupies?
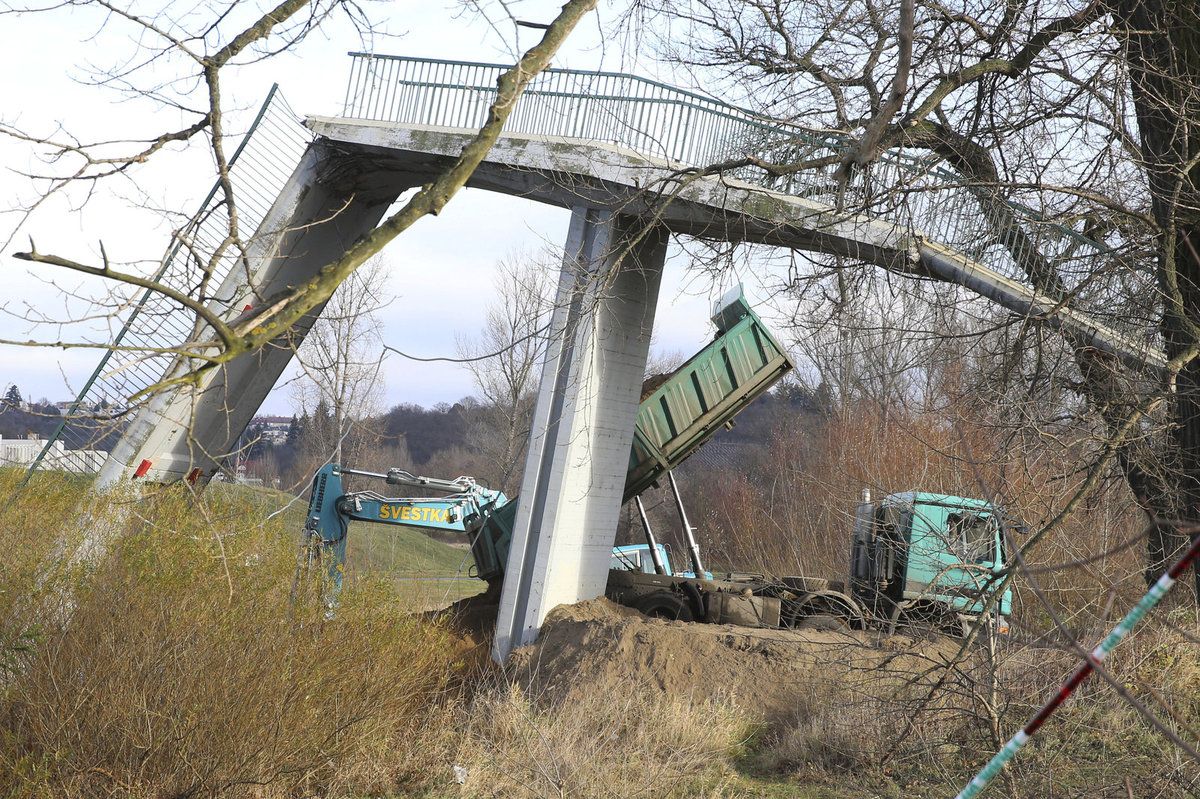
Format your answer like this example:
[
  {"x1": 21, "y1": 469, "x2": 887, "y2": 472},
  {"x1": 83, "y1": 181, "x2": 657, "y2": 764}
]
[
  {"x1": 850, "y1": 491, "x2": 1013, "y2": 633},
  {"x1": 611, "y1": 543, "x2": 711, "y2": 580},
  {"x1": 611, "y1": 544, "x2": 673, "y2": 575}
]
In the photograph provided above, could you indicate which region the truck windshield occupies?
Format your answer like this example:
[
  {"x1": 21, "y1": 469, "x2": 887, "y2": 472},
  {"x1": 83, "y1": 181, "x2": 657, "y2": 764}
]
[{"x1": 948, "y1": 512, "x2": 998, "y2": 563}]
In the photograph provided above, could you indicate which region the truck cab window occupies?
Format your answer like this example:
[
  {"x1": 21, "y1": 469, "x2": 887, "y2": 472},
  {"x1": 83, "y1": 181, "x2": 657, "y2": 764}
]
[
  {"x1": 611, "y1": 550, "x2": 642, "y2": 572},
  {"x1": 948, "y1": 512, "x2": 996, "y2": 563}
]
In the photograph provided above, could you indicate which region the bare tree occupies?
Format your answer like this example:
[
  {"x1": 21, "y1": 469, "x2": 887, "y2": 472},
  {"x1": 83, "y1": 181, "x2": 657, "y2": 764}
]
[
  {"x1": 782, "y1": 271, "x2": 987, "y2": 420},
  {"x1": 635, "y1": 0, "x2": 1200, "y2": 597},
  {"x1": 614, "y1": 0, "x2": 1200, "y2": 782},
  {"x1": 456, "y1": 251, "x2": 551, "y2": 493},
  {"x1": 291, "y1": 256, "x2": 389, "y2": 465}
]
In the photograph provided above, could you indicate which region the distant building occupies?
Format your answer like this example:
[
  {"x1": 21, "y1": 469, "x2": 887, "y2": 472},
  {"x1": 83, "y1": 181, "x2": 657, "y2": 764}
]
[
  {"x1": 47, "y1": 399, "x2": 126, "y2": 418},
  {"x1": 250, "y1": 415, "x2": 292, "y2": 445},
  {"x1": 0, "y1": 434, "x2": 107, "y2": 473}
]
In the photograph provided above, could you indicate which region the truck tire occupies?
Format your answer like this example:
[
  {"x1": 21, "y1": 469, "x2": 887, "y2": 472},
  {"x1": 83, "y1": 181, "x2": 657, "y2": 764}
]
[
  {"x1": 795, "y1": 613, "x2": 849, "y2": 632},
  {"x1": 633, "y1": 590, "x2": 695, "y2": 622},
  {"x1": 783, "y1": 592, "x2": 861, "y2": 631}
]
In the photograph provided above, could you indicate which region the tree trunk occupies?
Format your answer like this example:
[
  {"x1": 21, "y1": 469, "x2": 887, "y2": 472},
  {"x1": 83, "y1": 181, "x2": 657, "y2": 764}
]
[
  {"x1": 899, "y1": 117, "x2": 1188, "y2": 593},
  {"x1": 1110, "y1": 0, "x2": 1200, "y2": 596}
]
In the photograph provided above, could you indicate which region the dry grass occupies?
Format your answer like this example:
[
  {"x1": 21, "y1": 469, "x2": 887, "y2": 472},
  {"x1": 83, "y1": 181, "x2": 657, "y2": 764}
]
[
  {"x1": 756, "y1": 694, "x2": 898, "y2": 774},
  {"x1": 455, "y1": 680, "x2": 751, "y2": 799},
  {"x1": 741, "y1": 621, "x2": 1200, "y2": 797},
  {"x1": 0, "y1": 471, "x2": 757, "y2": 799},
  {"x1": 2, "y1": 469, "x2": 1196, "y2": 799},
  {"x1": 993, "y1": 622, "x2": 1200, "y2": 798}
]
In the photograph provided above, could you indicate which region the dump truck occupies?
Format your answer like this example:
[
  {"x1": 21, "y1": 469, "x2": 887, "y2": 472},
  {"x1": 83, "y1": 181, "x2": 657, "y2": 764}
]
[
  {"x1": 303, "y1": 287, "x2": 1013, "y2": 635},
  {"x1": 607, "y1": 489, "x2": 1013, "y2": 635}
]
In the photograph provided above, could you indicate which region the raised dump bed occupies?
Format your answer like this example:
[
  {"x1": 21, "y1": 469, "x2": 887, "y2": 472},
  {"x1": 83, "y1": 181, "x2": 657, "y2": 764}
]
[{"x1": 623, "y1": 287, "x2": 794, "y2": 502}]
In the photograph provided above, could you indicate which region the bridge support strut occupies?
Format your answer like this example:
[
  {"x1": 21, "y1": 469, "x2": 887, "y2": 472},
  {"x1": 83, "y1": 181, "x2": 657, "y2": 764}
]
[
  {"x1": 493, "y1": 207, "x2": 667, "y2": 661},
  {"x1": 97, "y1": 143, "x2": 402, "y2": 488}
]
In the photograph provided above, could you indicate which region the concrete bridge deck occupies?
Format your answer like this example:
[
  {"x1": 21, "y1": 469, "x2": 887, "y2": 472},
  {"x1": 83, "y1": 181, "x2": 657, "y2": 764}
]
[{"x1": 309, "y1": 113, "x2": 1163, "y2": 375}]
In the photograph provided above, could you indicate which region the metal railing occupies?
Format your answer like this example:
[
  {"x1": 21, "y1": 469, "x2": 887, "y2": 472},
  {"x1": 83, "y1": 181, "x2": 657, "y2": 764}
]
[
  {"x1": 343, "y1": 53, "x2": 837, "y2": 175},
  {"x1": 343, "y1": 52, "x2": 1154, "y2": 355},
  {"x1": 21, "y1": 86, "x2": 314, "y2": 481}
]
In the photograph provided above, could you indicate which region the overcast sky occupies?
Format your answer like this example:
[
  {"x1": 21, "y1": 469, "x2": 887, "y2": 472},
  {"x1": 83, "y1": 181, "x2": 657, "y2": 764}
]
[{"x1": 0, "y1": 1, "x2": 775, "y2": 415}]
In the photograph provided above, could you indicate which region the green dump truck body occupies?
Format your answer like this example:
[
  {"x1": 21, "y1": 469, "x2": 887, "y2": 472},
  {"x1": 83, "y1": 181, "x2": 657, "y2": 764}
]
[{"x1": 623, "y1": 289, "x2": 794, "y2": 502}]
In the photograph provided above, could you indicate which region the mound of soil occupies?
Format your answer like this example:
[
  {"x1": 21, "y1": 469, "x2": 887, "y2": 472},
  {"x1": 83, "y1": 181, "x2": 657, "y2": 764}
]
[
  {"x1": 508, "y1": 598, "x2": 956, "y2": 725},
  {"x1": 432, "y1": 589, "x2": 502, "y2": 641}
]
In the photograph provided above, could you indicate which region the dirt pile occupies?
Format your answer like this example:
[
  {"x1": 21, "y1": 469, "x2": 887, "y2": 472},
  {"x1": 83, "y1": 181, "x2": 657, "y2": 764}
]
[
  {"x1": 433, "y1": 589, "x2": 501, "y2": 640},
  {"x1": 508, "y1": 598, "x2": 956, "y2": 725},
  {"x1": 424, "y1": 589, "x2": 504, "y2": 672}
]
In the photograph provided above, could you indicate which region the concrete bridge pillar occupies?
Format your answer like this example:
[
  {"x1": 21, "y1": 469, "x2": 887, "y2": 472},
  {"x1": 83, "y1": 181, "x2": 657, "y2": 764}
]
[{"x1": 493, "y1": 207, "x2": 667, "y2": 661}]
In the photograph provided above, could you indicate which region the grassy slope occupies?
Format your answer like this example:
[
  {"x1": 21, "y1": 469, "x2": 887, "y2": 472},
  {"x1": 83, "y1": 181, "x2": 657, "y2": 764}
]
[
  {"x1": 209, "y1": 483, "x2": 484, "y2": 609},
  {"x1": 222, "y1": 483, "x2": 488, "y2": 613},
  {"x1": 210, "y1": 481, "x2": 475, "y2": 575},
  {"x1": 9, "y1": 470, "x2": 1194, "y2": 799}
]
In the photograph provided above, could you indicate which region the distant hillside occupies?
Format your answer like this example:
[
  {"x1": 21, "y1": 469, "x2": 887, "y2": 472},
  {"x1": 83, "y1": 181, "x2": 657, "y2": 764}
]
[
  {"x1": 707, "y1": 383, "x2": 825, "y2": 446},
  {"x1": 376, "y1": 402, "x2": 472, "y2": 463},
  {"x1": 0, "y1": 404, "x2": 124, "y2": 452}
]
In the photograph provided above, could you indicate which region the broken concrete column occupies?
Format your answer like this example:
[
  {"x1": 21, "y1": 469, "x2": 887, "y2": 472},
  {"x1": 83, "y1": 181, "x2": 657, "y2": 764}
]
[
  {"x1": 97, "y1": 142, "x2": 403, "y2": 489},
  {"x1": 493, "y1": 206, "x2": 667, "y2": 661}
]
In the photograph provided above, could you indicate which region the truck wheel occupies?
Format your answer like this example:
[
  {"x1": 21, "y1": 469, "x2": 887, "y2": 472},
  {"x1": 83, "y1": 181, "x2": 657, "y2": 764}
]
[
  {"x1": 633, "y1": 591, "x2": 695, "y2": 622},
  {"x1": 783, "y1": 594, "x2": 859, "y2": 631},
  {"x1": 796, "y1": 613, "x2": 849, "y2": 632}
]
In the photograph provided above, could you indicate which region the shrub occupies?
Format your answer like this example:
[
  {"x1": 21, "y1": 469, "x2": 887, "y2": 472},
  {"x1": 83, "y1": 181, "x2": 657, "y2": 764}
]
[{"x1": 0, "y1": 475, "x2": 462, "y2": 798}]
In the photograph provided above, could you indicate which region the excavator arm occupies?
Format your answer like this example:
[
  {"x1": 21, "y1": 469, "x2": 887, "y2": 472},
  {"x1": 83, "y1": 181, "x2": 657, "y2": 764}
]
[
  {"x1": 303, "y1": 287, "x2": 796, "y2": 597},
  {"x1": 303, "y1": 464, "x2": 512, "y2": 594}
]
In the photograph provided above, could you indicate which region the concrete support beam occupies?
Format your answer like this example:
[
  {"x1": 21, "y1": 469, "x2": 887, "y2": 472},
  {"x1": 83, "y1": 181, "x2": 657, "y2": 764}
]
[
  {"x1": 311, "y1": 119, "x2": 1167, "y2": 376},
  {"x1": 493, "y1": 207, "x2": 667, "y2": 661},
  {"x1": 97, "y1": 143, "x2": 402, "y2": 488}
]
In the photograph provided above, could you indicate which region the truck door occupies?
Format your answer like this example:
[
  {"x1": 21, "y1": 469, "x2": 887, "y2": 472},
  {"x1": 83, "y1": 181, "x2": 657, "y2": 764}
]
[{"x1": 907, "y1": 503, "x2": 1001, "y2": 614}]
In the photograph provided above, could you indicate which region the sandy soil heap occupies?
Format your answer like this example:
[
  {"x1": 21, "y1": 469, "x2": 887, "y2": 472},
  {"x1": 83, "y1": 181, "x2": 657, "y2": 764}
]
[{"x1": 507, "y1": 598, "x2": 956, "y2": 724}]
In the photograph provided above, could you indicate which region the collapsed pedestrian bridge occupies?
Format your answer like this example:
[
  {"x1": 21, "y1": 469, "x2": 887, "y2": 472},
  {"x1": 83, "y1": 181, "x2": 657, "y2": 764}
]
[{"x1": 28, "y1": 53, "x2": 1164, "y2": 659}]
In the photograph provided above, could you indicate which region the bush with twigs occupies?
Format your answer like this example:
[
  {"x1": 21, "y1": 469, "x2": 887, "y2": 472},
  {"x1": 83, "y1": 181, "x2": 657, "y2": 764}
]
[{"x1": 0, "y1": 471, "x2": 461, "y2": 798}]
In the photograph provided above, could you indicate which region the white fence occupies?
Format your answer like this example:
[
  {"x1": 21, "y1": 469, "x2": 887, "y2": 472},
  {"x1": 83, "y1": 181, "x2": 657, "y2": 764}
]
[{"x1": 1, "y1": 436, "x2": 107, "y2": 474}]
